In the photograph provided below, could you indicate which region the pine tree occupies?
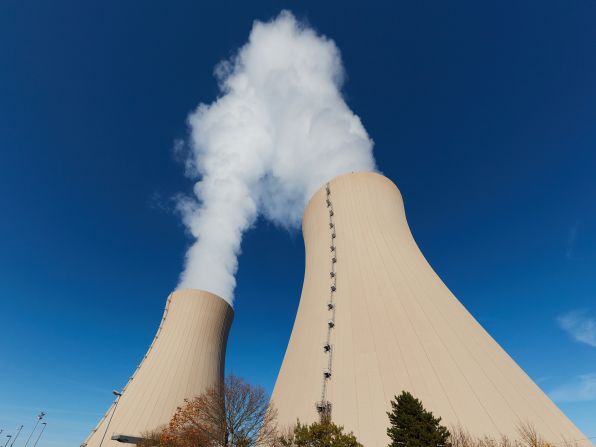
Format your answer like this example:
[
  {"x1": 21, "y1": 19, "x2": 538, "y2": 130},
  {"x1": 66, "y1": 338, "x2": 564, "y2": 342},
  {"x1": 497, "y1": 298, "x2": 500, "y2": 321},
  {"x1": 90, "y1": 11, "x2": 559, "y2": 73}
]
[{"x1": 387, "y1": 391, "x2": 451, "y2": 447}]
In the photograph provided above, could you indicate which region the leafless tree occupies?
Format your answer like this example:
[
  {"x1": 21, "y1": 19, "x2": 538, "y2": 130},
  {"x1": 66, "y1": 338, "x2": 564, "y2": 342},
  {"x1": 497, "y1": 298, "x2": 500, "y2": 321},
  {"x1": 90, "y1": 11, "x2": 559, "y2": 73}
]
[{"x1": 159, "y1": 375, "x2": 278, "y2": 447}]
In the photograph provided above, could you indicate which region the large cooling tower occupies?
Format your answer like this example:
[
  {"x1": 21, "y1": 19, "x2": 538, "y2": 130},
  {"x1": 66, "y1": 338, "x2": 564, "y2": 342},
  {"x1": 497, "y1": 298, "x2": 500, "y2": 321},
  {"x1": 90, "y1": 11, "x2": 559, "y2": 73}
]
[
  {"x1": 272, "y1": 172, "x2": 589, "y2": 446},
  {"x1": 82, "y1": 289, "x2": 233, "y2": 447}
]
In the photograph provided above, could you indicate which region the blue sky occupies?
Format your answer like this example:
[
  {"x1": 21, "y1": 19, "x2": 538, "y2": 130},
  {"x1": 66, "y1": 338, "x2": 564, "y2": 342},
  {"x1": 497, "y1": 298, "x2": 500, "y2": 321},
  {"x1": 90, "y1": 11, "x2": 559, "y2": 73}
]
[{"x1": 1, "y1": 1, "x2": 595, "y2": 446}]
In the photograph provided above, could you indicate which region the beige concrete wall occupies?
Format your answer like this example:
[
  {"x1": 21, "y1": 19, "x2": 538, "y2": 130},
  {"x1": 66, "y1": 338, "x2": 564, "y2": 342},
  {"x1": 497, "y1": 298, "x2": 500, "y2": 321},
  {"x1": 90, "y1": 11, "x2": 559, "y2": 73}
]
[
  {"x1": 271, "y1": 172, "x2": 590, "y2": 446},
  {"x1": 82, "y1": 289, "x2": 233, "y2": 447}
]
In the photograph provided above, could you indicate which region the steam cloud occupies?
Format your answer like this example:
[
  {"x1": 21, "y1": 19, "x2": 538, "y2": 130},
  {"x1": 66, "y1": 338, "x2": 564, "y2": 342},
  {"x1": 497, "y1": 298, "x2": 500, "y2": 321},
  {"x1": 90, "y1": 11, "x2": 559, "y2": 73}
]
[{"x1": 177, "y1": 11, "x2": 376, "y2": 303}]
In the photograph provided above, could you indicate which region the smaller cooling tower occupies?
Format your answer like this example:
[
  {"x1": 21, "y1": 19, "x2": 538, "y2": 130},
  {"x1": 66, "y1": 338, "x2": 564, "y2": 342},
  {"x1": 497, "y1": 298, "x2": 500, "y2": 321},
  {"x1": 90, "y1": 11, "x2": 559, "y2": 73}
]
[{"x1": 82, "y1": 289, "x2": 233, "y2": 447}]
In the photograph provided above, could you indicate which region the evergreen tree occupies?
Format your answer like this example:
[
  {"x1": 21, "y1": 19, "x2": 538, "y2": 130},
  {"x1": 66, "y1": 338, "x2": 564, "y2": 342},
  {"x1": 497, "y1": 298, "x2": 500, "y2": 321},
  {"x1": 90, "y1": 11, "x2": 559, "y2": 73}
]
[{"x1": 387, "y1": 391, "x2": 451, "y2": 447}]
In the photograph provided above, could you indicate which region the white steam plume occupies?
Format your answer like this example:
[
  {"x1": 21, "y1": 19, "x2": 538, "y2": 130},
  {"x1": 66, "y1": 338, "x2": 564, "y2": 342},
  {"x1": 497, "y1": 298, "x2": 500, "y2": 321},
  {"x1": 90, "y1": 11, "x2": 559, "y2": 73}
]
[{"x1": 177, "y1": 11, "x2": 376, "y2": 303}]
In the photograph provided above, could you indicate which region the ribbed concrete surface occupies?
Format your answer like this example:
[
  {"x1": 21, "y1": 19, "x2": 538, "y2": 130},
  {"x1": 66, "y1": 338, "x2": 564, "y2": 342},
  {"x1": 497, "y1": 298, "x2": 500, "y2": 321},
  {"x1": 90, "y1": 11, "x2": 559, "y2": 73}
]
[
  {"x1": 271, "y1": 172, "x2": 589, "y2": 446},
  {"x1": 83, "y1": 289, "x2": 233, "y2": 447}
]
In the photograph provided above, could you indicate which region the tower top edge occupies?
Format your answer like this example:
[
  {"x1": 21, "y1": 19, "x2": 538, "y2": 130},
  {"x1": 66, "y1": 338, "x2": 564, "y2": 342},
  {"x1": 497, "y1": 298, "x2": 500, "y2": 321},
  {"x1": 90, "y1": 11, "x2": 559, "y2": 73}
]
[
  {"x1": 169, "y1": 288, "x2": 234, "y2": 312},
  {"x1": 302, "y1": 171, "x2": 401, "y2": 229}
]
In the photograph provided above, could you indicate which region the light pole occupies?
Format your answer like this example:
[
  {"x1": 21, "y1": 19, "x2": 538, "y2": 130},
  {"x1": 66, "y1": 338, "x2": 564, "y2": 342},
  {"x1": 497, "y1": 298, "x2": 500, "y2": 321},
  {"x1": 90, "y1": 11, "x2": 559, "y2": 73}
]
[
  {"x1": 9, "y1": 425, "x2": 23, "y2": 447},
  {"x1": 32, "y1": 423, "x2": 46, "y2": 447},
  {"x1": 24, "y1": 412, "x2": 45, "y2": 447},
  {"x1": 4, "y1": 435, "x2": 11, "y2": 447},
  {"x1": 98, "y1": 390, "x2": 122, "y2": 447}
]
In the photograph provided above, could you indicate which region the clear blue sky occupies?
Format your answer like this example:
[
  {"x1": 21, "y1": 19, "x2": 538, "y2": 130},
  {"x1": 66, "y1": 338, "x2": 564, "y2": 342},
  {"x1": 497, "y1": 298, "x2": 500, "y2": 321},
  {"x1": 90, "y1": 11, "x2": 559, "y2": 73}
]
[{"x1": 1, "y1": 1, "x2": 595, "y2": 446}]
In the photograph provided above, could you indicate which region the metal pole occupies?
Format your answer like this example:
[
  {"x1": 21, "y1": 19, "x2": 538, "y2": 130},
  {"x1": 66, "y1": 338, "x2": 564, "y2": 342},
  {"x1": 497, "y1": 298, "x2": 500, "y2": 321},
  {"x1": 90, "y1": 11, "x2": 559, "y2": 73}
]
[
  {"x1": 4, "y1": 436, "x2": 12, "y2": 447},
  {"x1": 98, "y1": 390, "x2": 122, "y2": 447},
  {"x1": 9, "y1": 426, "x2": 23, "y2": 447},
  {"x1": 24, "y1": 412, "x2": 45, "y2": 447},
  {"x1": 32, "y1": 423, "x2": 46, "y2": 447}
]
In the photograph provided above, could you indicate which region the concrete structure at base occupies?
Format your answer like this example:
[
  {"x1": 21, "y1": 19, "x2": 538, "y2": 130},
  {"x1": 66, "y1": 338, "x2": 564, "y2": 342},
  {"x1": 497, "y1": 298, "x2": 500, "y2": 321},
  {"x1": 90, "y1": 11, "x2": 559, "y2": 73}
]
[
  {"x1": 271, "y1": 172, "x2": 590, "y2": 446},
  {"x1": 82, "y1": 289, "x2": 233, "y2": 447}
]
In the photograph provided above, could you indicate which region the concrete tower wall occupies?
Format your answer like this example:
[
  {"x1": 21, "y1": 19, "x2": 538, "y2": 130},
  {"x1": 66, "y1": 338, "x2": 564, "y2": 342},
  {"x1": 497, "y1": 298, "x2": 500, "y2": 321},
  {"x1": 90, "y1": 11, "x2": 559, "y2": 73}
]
[
  {"x1": 83, "y1": 289, "x2": 233, "y2": 447},
  {"x1": 271, "y1": 172, "x2": 588, "y2": 446}
]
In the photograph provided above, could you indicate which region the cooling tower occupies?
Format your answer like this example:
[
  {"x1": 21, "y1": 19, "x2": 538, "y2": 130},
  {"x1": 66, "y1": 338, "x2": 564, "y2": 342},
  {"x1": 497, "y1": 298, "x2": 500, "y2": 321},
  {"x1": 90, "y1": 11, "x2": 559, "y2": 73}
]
[
  {"x1": 272, "y1": 172, "x2": 589, "y2": 446},
  {"x1": 82, "y1": 289, "x2": 233, "y2": 447}
]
